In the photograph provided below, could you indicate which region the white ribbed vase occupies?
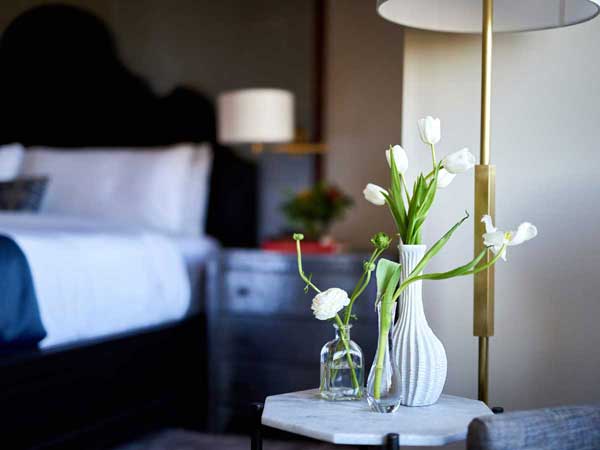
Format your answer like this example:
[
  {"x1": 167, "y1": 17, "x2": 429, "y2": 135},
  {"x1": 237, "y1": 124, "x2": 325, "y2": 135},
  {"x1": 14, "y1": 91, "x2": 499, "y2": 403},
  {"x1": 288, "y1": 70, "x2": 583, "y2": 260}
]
[{"x1": 391, "y1": 244, "x2": 447, "y2": 406}]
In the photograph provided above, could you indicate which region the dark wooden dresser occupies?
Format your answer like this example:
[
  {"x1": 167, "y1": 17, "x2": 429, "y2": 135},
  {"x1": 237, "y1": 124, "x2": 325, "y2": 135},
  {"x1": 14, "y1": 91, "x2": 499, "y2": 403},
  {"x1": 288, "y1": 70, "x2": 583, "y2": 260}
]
[{"x1": 206, "y1": 249, "x2": 379, "y2": 432}]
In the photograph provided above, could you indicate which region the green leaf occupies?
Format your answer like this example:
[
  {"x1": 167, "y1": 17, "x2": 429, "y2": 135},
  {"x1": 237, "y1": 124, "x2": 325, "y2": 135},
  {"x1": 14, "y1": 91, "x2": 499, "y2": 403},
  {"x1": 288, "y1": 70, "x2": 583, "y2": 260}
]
[
  {"x1": 377, "y1": 259, "x2": 402, "y2": 329},
  {"x1": 383, "y1": 192, "x2": 406, "y2": 239},
  {"x1": 388, "y1": 149, "x2": 407, "y2": 239},
  {"x1": 408, "y1": 211, "x2": 470, "y2": 278},
  {"x1": 375, "y1": 258, "x2": 402, "y2": 308},
  {"x1": 411, "y1": 247, "x2": 488, "y2": 281},
  {"x1": 405, "y1": 176, "x2": 426, "y2": 243}
]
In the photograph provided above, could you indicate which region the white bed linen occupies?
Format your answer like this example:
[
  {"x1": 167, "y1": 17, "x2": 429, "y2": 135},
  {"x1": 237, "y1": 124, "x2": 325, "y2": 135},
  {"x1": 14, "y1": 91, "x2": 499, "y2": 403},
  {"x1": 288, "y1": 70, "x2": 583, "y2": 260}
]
[{"x1": 0, "y1": 213, "x2": 216, "y2": 349}]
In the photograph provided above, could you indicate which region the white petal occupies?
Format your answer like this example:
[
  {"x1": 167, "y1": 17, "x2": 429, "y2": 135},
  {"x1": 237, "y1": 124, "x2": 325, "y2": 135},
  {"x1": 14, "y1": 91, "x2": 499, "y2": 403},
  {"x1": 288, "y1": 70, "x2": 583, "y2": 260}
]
[
  {"x1": 436, "y1": 168, "x2": 456, "y2": 188},
  {"x1": 442, "y1": 148, "x2": 476, "y2": 174},
  {"x1": 311, "y1": 288, "x2": 350, "y2": 320},
  {"x1": 430, "y1": 117, "x2": 441, "y2": 144},
  {"x1": 508, "y1": 222, "x2": 538, "y2": 246},
  {"x1": 385, "y1": 145, "x2": 409, "y2": 174},
  {"x1": 363, "y1": 183, "x2": 388, "y2": 206},
  {"x1": 483, "y1": 230, "x2": 505, "y2": 248},
  {"x1": 417, "y1": 118, "x2": 427, "y2": 143},
  {"x1": 481, "y1": 215, "x2": 497, "y2": 233},
  {"x1": 418, "y1": 116, "x2": 441, "y2": 145}
]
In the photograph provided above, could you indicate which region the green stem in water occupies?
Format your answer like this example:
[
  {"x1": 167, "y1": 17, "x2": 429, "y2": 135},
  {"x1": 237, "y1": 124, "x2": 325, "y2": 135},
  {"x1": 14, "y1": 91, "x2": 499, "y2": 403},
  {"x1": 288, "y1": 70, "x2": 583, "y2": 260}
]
[
  {"x1": 334, "y1": 314, "x2": 361, "y2": 394},
  {"x1": 372, "y1": 303, "x2": 393, "y2": 400}
]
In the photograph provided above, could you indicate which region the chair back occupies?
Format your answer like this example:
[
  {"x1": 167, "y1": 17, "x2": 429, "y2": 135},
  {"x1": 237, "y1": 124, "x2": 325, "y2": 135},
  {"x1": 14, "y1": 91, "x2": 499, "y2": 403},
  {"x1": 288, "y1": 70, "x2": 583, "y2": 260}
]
[{"x1": 467, "y1": 404, "x2": 600, "y2": 450}]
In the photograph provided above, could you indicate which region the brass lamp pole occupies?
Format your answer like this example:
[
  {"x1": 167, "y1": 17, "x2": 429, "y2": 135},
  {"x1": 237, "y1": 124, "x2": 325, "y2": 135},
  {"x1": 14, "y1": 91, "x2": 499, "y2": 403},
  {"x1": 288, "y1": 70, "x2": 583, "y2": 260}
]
[{"x1": 474, "y1": 0, "x2": 495, "y2": 404}]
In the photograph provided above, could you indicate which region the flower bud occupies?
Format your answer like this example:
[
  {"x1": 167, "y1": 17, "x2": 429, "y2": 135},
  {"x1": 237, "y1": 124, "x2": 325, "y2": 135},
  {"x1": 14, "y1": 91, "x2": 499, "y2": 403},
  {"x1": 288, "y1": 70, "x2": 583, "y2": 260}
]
[
  {"x1": 371, "y1": 232, "x2": 392, "y2": 250},
  {"x1": 417, "y1": 116, "x2": 441, "y2": 145},
  {"x1": 363, "y1": 183, "x2": 388, "y2": 206}
]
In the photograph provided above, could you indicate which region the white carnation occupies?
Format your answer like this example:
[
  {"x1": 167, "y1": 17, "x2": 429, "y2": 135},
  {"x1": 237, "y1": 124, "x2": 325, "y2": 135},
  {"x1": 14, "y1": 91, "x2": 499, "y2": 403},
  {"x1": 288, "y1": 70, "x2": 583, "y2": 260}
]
[{"x1": 311, "y1": 288, "x2": 351, "y2": 321}]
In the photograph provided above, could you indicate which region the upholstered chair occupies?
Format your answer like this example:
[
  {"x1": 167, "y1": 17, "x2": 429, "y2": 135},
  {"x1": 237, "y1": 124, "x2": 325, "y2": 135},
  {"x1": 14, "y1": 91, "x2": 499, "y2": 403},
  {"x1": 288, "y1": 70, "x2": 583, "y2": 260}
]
[{"x1": 467, "y1": 404, "x2": 600, "y2": 450}]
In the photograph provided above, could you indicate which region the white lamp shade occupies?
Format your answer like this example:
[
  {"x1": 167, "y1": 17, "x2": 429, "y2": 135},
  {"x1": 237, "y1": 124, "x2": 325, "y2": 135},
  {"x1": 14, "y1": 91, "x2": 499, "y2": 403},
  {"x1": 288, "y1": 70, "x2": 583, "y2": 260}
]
[
  {"x1": 217, "y1": 88, "x2": 295, "y2": 144},
  {"x1": 377, "y1": 0, "x2": 600, "y2": 33}
]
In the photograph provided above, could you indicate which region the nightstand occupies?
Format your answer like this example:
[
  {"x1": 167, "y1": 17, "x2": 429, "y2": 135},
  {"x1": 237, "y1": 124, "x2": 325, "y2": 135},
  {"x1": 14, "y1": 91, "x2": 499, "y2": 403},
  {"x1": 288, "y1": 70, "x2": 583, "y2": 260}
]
[{"x1": 206, "y1": 249, "x2": 378, "y2": 433}]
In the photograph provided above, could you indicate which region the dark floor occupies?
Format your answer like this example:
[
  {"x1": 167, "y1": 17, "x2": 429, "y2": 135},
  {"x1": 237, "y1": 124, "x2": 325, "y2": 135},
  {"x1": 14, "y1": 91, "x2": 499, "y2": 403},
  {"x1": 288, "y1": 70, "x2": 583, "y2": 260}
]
[{"x1": 112, "y1": 429, "x2": 352, "y2": 450}]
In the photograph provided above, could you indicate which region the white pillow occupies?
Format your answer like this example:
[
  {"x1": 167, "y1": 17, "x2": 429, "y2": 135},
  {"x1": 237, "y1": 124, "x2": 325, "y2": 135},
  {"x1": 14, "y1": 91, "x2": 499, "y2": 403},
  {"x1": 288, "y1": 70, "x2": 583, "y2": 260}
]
[
  {"x1": 0, "y1": 143, "x2": 25, "y2": 181},
  {"x1": 21, "y1": 144, "x2": 197, "y2": 234},
  {"x1": 181, "y1": 143, "x2": 213, "y2": 236}
]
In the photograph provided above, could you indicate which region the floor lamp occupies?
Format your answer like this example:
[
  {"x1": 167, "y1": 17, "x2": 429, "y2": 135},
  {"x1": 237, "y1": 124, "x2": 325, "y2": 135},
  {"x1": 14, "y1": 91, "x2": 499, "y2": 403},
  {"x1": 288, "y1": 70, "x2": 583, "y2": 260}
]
[{"x1": 376, "y1": 0, "x2": 600, "y2": 404}]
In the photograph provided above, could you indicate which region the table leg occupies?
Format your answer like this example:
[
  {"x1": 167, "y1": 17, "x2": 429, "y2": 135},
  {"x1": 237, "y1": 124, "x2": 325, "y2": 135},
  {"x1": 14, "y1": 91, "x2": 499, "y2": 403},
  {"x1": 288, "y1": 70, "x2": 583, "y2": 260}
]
[
  {"x1": 250, "y1": 402, "x2": 264, "y2": 450},
  {"x1": 383, "y1": 433, "x2": 399, "y2": 450}
]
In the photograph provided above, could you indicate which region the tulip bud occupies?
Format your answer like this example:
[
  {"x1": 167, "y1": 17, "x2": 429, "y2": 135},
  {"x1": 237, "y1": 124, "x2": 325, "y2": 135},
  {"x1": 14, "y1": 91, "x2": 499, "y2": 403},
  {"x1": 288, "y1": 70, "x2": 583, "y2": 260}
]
[
  {"x1": 442, "y1": 148, "x2": 476, "y2": 174},
  {"x1": 385, "y1": 145, "x2": 408, "y2": 174},
  {"x1": 363, "y1": 183, "x2": 388, "y2": 206},
  {"x1": 418, "y1": 116, "x2": 441, "y2": 145}
]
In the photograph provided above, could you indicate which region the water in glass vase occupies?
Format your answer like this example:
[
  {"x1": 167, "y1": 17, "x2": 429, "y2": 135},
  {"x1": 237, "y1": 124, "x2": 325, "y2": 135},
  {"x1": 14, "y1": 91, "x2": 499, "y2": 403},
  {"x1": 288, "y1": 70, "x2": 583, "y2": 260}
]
[
  {"x1": 367, "y1": 304, "x2": 402, "y2": 413},
  {"x1": 320, "y1": 324, "x2": 364, "y2": 401}
]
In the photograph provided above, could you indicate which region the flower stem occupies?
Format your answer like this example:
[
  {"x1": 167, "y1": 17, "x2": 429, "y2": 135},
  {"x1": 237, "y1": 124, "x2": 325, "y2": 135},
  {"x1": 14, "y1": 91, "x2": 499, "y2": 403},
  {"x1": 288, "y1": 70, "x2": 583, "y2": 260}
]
[
  {"x1": 372, "y1": 303, "x2": 393, "y2": 400},
  {"x1": 343, "y1": 248, "x2": 383, "y2": 325},
  {"x1": 334, "y1": 314, "x2": 361, "y2": 394},
  {"x1": 295, "y1": 239, "x2": 321, "y2": 294},
  {"x1": 401, "y1": 174, "x2": 411, "y2": 204},
  {"x1": 430, "y1": 143, "x2": 437, "y2": 168}
]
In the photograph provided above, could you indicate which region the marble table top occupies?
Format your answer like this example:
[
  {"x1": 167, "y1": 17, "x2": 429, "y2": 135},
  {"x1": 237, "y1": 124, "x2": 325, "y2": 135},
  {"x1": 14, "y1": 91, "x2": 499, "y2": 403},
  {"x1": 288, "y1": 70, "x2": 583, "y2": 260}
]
[{"x1": 262, "y1": 389, "x2": 492, "y2": 446}]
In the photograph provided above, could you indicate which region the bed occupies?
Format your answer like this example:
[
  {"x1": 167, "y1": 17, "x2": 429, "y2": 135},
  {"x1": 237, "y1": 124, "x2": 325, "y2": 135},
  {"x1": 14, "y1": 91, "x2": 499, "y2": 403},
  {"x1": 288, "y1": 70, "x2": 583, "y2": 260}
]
[
  {"x1": 0, "y1": 6, "x2": 259, "y2": 448},
  {"x1": 0, "y1": 146, "x2": 254, "y2": 450}
]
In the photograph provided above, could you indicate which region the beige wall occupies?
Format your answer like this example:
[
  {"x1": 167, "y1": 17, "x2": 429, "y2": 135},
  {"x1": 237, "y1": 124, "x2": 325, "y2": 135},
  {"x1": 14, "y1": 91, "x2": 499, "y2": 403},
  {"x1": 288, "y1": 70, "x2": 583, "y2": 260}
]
[
  {"x1": 325, "y1": 0, "x2": 403, "y2": 249},
  {"x1": 402, "y1": 22, "x2": 600, "y2": 412}
]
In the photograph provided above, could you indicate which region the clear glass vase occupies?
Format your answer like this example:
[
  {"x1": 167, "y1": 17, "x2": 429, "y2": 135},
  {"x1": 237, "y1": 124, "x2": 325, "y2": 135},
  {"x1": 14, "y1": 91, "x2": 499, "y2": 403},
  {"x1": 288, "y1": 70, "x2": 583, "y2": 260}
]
[
  {"x1": 319, "y1": 324, "x2": 364, "y2": 401},
  {"x1": 367, "y1": 304, "x2": 402, "y2": 413}
]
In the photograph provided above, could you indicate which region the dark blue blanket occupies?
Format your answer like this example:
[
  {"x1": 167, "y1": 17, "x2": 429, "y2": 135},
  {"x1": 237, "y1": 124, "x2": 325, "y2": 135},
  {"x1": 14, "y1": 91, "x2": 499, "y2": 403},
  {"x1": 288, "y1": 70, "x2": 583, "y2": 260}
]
[{"x1": 0, "y1": 235, "x2": 46, "y2": 348}]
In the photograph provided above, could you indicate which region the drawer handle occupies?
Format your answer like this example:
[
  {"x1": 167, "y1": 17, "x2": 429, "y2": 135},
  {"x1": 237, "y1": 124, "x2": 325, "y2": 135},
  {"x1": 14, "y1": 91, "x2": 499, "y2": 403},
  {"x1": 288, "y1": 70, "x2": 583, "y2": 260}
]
[{"x1": 237, "y1": 286, "x2": 250, "y2": 297}]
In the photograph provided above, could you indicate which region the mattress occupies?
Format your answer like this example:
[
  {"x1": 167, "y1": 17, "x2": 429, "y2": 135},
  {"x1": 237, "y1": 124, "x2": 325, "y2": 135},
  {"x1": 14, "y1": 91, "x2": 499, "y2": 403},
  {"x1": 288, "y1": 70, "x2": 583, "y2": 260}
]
[{"x1": 0, "y1": 212, "x2": 219, "y2": 349}]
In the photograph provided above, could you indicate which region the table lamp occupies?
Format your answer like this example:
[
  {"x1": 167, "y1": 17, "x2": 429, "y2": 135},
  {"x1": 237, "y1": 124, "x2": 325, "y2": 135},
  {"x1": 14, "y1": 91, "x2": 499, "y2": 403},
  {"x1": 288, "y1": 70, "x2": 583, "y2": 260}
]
[
  {"x1": 217, "y1": 88, "x2": 295, "y2": 153},
  {"x1": 376, "y1": 0, "x2": 600, "y2": 403}
]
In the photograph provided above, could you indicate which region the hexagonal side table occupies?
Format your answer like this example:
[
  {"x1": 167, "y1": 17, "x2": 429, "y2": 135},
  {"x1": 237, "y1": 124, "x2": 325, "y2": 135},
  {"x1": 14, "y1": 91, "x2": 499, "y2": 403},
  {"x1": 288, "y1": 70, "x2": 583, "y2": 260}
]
[{"x1": 258, "y1": 389, "x2": 492, "y2": 449}]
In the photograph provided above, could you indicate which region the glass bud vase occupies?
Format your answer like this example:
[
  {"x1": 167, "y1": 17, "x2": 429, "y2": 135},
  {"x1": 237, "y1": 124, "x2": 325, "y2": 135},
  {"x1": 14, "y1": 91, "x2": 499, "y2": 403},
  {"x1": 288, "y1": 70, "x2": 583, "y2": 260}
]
[
  {"x1": 320, "y1": 324, "x2": 364, "y2": 401},
  {"x1": 367, "y1": 305, "x2": 402, "y2": 413}
]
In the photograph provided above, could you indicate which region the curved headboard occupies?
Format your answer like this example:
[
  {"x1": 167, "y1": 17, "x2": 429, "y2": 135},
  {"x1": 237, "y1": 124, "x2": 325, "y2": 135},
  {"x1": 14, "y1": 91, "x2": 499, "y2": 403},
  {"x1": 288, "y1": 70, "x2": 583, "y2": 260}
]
[{"x1": 0, "y1": 4, "x2": 257, "y2": 247}]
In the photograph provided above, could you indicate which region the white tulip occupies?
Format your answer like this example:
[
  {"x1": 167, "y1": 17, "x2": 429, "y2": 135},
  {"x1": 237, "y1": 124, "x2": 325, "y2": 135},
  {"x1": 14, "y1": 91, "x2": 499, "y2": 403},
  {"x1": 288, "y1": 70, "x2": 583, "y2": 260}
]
[
  {"x1": 482, "y1": 215, "x2": 538, "y2": 261},
  {"x1": 311, "y1": 288, "x2": 351, "y2": 320},
  {"x1": 385, "y1": 145, "x2": 408, "y2": 174},
  {"x1": 418, "y1": 116, "x2": 441, "y2": 145},
  {"x1": 443, "y1": 148, "x2": 476, "y2": 174},
  {"x1": 436, "y1": 168, "x2": 456, "y2": 189},
  {"x1": 363, "y1": 183, "x2": 388, "y2": 206}
]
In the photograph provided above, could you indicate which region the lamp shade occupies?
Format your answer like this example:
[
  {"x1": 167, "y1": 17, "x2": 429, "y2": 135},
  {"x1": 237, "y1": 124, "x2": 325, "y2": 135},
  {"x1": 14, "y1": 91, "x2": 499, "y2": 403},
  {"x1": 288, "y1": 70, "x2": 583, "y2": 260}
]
[
  {"x1": 217, "y1": 88, "x2": 294, "y2": 144},
  {"x1": 376, "y1": 0, "x2": 600, "y2": 33}
]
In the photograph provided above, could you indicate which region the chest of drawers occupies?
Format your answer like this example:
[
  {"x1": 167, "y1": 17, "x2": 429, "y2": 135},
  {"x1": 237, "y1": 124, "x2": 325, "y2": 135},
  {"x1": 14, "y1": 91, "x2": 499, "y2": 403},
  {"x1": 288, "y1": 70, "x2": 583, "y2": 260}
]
[{"x1": 206, "y1": 249, "x2": 379, "y2": 432}]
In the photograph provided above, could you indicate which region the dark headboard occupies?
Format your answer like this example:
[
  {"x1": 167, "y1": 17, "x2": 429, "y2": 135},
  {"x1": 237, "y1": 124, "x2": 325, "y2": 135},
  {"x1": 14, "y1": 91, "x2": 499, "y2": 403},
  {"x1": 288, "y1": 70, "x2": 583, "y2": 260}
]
[{"x1": 0, "y1": 4, "x2": 257, "y2": 247}]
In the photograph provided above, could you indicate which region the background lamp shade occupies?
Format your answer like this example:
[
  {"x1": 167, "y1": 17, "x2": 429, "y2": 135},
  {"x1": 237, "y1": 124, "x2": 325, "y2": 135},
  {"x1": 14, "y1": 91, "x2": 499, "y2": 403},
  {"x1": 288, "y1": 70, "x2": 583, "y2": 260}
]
[
  {"x1": 376, "y1": 0, "x2": 600, "y2": 33},
  {"x1": 217, "y1": 88, "x2": 295, "y2": 145}
]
